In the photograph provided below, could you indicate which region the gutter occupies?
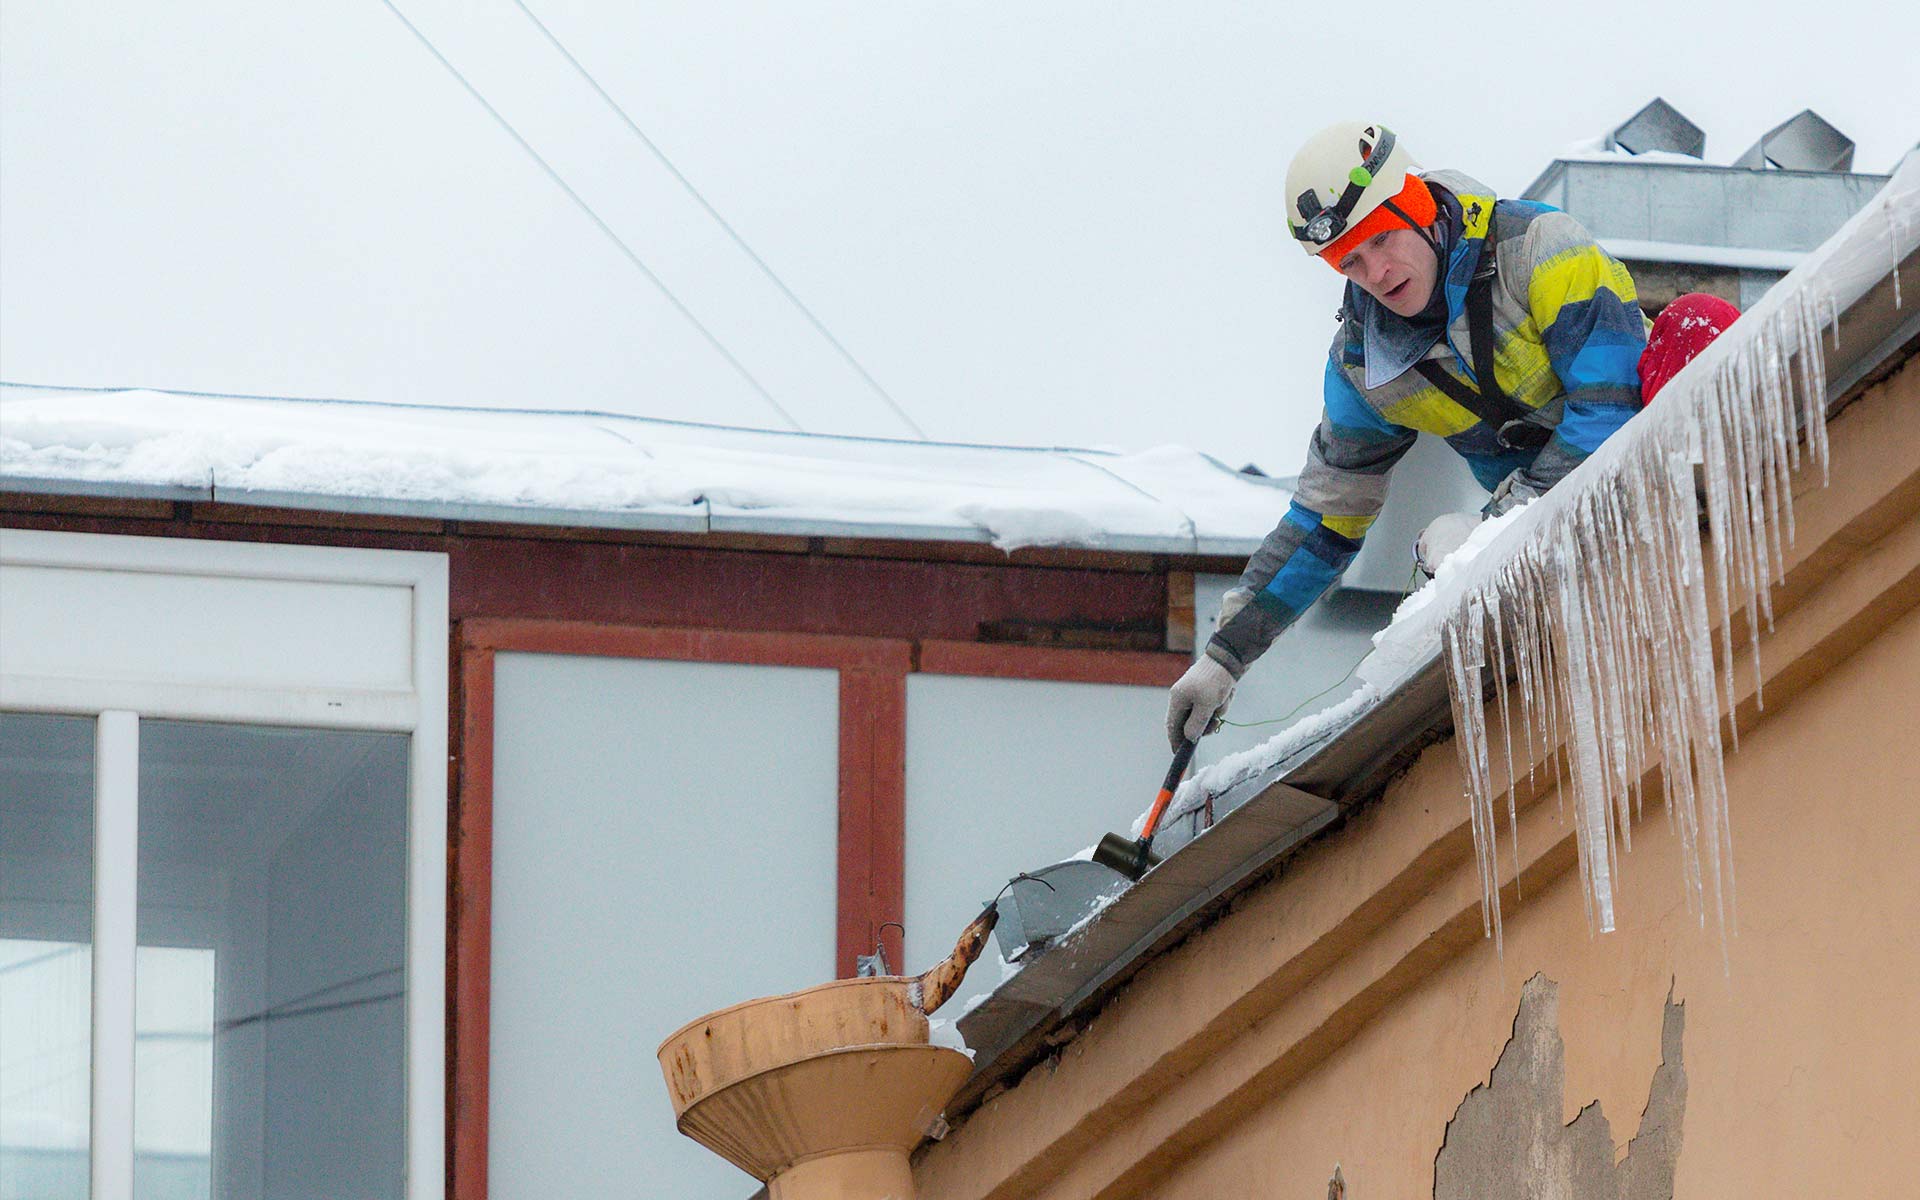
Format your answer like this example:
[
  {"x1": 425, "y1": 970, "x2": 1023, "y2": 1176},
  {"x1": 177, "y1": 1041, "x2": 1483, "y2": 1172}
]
[{"x1": 949, "y1": 654, "x2": 1448, "y2": 1111}]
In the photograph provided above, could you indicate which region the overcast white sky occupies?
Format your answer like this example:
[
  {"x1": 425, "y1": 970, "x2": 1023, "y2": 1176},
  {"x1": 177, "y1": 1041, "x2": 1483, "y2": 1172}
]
[{"x1": 3, "y1": 1, "x2": 1915, "y2": 472}]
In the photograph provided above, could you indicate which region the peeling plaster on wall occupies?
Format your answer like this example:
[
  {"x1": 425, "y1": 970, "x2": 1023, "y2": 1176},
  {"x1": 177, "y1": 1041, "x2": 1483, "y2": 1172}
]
[{"x1": 1434, "y1": 975, "x2": 1686, "y2": 1200}]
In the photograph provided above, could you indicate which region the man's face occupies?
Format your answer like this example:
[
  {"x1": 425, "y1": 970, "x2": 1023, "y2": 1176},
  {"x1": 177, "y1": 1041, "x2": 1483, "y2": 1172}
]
[{"x1": 1337, "y1": 226, "x2": 1439, "y2": 318}]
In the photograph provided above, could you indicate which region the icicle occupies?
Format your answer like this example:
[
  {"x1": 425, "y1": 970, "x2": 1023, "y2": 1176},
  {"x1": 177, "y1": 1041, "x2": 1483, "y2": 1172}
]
[
  {"x1": 1888, "y1": 204, "x2": 1908, "y2": 309},
  {"x1": 1437, "y1": 255, "x2": 1853, "y2": 959},
  {"x1": 1556, "y1": 541, "x2": 1616, "y2": 933},
  {"x1": 1487, "y1": 590, "x2": 1523, "y2": 892}
]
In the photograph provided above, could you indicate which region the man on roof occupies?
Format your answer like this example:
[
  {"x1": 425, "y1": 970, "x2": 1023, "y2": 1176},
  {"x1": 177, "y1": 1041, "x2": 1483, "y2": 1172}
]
[{"x1": 1167, "y1": 119, "x2": 1734, "y2": 750}]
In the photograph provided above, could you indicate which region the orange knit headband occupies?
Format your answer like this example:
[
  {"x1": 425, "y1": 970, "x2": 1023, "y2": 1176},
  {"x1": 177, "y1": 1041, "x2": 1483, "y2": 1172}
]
[{"x1": 1318, "y1": 173, "x2": 1437, "y2": 267}]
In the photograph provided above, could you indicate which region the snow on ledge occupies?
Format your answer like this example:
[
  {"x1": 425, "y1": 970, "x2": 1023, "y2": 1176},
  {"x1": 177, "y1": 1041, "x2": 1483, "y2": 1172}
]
[{"x1": 0, "y1": 386, "x2": 1286, "y2": 554}]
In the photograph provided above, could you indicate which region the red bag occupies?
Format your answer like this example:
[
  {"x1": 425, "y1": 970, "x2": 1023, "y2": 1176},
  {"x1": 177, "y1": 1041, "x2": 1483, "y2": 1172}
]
[{"x1": 1638, "y1": 293, "x2": 1742, "y2": 405}]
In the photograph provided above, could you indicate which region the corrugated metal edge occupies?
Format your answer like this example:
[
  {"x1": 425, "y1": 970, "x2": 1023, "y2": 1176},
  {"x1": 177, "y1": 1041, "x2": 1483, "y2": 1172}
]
[
  {"x1": 709, "y1": 511, "x2": 1254, "y2": 556},
  {"x1": 0, "y1": 473, "x2": 212, "y2": 503},
  {"x1": 712, "y1": 511, "x2": 1268, "y2": 556},
  {"x1": 2, "y1": 475, "x2": 1273, "y2": 555},
  {"x1": 207, "y1": 485, "x2": 713, "y2": 533}
]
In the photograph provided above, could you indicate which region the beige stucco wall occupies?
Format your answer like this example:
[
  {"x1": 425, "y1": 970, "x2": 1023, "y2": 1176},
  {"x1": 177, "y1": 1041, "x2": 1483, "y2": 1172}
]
[
  {"x1": 917, "y1": 356, "x2": 1920, "y2": 1200},
  {"x1": 1166, "y1": 600, "x2": 1920, "y2": 1198}
]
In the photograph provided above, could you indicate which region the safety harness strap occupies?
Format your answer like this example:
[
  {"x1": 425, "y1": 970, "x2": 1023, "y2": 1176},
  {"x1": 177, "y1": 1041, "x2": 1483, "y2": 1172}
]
[{"x1": 1412, "y1": 210, "x2": 1550, "y2": 450}]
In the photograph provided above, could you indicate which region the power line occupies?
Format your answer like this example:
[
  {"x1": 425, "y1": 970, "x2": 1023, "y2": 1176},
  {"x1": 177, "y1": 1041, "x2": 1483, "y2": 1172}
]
[
  {"x1": 0, "y1": 377, "x2": 890, "y2": 443},
  {"x1": 509, "y1": 0, "x2": 930, "y2": 441},
  {"x1": 373, "y1": 0, "x2": 805, "y2": 434}
]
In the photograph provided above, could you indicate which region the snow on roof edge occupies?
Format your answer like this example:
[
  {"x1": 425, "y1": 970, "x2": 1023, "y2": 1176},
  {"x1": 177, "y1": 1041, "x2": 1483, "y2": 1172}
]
[{"x1": 0, "y1": 384, "x2": 1284, "y2": 557}]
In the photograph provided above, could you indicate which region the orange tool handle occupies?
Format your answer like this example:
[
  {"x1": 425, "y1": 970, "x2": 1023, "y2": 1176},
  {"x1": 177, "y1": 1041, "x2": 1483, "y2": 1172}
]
[{"x1": 1138, "y1": 737, "x2": 1198, "y2": 845}]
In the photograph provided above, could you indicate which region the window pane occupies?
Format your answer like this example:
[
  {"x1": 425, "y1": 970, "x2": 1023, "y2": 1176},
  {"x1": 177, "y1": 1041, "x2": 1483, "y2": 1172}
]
[
  {"x1": 0, "y1": 713, "x2": 94, "y2": 1200},
  {"x1": 137, "y1": 722, "x2": 407, "y2": 1200},
  {"x1": 488, "y1": 653, "x2": 839, "y2": 1199},
  {"x1": 904, "y1": 676, "x2": 1167, "y2": 1021}
]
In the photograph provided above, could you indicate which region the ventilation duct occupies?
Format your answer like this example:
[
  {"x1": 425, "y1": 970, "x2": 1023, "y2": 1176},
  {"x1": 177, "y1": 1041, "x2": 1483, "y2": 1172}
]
[
  {"x1": 1608, "y1": 98, "x2": 1705, "y2": 158},
  {"x1": 1734, "y1": 110, "x2": 1855, "y2": 172}
]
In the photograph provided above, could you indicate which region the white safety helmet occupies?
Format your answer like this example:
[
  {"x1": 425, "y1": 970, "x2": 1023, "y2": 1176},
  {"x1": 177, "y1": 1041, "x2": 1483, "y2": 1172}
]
[{"x1": 1284, "y1": 121, "x2": 1435, "y2": 263}]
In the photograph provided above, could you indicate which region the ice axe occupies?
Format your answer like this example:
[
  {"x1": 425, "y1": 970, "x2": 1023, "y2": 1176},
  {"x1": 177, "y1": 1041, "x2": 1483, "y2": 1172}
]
[{"x1": 1091, "y1": 737, "x2": 1198, "y2": 881}]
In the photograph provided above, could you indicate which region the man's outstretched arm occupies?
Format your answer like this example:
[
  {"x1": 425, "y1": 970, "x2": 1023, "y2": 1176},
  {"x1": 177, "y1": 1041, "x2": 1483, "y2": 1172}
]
[
  {"x1": 1210, "y1": 363, "x2": 1415, "y2": 675},
  {"x1": 1168, "y1": 361, "x2": 1414, "y2": 748}
]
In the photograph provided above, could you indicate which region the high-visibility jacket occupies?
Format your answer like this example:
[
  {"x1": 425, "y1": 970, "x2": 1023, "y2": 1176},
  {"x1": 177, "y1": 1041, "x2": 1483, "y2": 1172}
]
[{"x1": 1209, "y1": 169, "x2": 1646, "y2": 676}]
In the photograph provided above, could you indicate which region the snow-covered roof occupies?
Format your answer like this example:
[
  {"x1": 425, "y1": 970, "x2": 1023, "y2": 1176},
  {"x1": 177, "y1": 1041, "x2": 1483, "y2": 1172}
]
[{"x1": 0, "y1": 385, "x2": 1286, "y2": 556}]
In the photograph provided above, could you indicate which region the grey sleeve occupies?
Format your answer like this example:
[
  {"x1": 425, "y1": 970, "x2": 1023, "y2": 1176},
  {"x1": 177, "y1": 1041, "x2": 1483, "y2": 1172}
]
[{"x1": 1206, "y1": 414, "x2": 1415, "y2": 676}]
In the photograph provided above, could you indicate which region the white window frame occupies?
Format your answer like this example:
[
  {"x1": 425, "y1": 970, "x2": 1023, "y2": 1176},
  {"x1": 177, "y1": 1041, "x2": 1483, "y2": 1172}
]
[{"x1": 0, "y1": 528, "x2": 448, "y2": 1200}]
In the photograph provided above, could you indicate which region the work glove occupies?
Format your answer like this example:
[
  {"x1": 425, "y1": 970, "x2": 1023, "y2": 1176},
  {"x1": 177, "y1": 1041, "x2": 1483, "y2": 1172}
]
[
  {"x1": 1216, "y1": 586, "x2": 1252, "y2": 628},
  {"x1": 1414, "y1": 512, "x2": 1482, "y2": 582},
  {"x1": 1166, "y1": 655, "x2": 1236, "y2": 751},
  {"x1": 1485, "y1": 469, "x2": 1545, "y2": 518}
]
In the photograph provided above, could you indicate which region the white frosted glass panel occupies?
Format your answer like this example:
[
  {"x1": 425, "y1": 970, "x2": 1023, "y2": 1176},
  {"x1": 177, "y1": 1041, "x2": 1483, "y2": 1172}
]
[
  {"x1": 903, "y1": 676, "x2": 1166, "y2": 1024},
  {"x1": 488, "y1": 654, "x2": 839, "y2": 1200},
  {"x1": 133, "y1": 947, "x2": 214, "y2": 1200},
  {"x1": 0, "y1": 713, "x2": 93, "y2": 1200},
  {"x1": 138, "y1": 721, "x2": 409, "y2": 1200},
  {"x1": 0, "y1": 564, "x2": 412, "y2": 693}
]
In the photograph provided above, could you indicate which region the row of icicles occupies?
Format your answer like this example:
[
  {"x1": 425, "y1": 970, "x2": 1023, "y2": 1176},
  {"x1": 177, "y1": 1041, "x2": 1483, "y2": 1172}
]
[{"x1": 1441, "y1": 284, "x2": 1837, "y2": 956}]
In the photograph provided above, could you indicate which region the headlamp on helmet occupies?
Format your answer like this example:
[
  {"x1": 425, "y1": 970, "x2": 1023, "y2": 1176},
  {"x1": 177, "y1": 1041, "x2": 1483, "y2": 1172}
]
[
  {"x1": 1284, "y1": 121, "x2": 1436, "y2": 266},
  {"x1": 1290, "y1": 128, "x2": 1396, "y2": 246}
]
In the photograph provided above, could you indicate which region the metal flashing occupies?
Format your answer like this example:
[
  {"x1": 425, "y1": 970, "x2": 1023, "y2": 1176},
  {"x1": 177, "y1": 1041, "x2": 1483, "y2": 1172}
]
[
  {"x1": 0, "y1": 474, "x2": 212, "y2": 503},
  {"x1": 1, "y1": 479, "x2": 1270, "y2": 558},
  {"x1": 207, "y1": 486, "x2": 713, "y2": 533},
  {"x1": 954, "y1": 779, "x2": 1341, "y2": 1080},
  {"x1": 707, "y1": 511, "x2": 1259, "y2": 557}
]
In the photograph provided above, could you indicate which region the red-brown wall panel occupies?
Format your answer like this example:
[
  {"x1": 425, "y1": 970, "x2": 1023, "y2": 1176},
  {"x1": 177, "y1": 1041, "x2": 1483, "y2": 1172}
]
[{"x1": 447, "y1": 536, "x2": 1165, "y2": 641}]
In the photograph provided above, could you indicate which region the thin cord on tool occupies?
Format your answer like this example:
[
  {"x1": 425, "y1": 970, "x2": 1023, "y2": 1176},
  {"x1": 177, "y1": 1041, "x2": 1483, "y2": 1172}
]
[
  {"x1": 511, "y1": 0, "x2": 929, "y2": 441},
  {"x1": 374, "y1": 0, "x2": 805, "y2": 434},
  {"x1": 1221, "y1": 567, "x2": 1427, "y2": 730},
  {"x1": 992, "y1": 872, "x2": 1058, "y2": 907},
  {"x1": 1219, "y1": 654, "x2": 1364, "y2": 730}
]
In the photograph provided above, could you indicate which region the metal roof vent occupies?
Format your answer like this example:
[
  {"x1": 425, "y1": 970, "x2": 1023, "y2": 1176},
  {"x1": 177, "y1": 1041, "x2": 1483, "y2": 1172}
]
[
  {"x1": 1733, "y1": 110, "x2": 1855, "y2": 171},
  {"x1": 1608, "y1": 98, "x2": 1705, "y2": 158}
]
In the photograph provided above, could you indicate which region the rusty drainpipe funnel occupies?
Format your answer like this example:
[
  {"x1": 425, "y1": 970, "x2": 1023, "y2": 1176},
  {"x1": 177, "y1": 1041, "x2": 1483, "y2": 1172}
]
[{"x1": 658, "y1": 909, "x2": 996, "y2": 1199}]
